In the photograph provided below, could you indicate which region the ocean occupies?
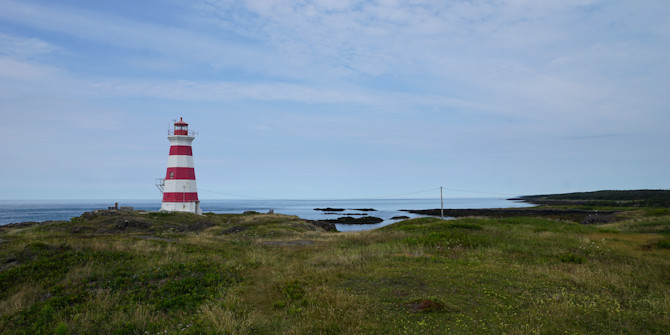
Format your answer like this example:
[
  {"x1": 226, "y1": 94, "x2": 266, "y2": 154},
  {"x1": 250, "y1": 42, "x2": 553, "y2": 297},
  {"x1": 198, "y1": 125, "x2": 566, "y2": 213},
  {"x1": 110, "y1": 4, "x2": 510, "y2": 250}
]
[{"x1": 0, "y1": 198, "x2": 532, "y2": 231}]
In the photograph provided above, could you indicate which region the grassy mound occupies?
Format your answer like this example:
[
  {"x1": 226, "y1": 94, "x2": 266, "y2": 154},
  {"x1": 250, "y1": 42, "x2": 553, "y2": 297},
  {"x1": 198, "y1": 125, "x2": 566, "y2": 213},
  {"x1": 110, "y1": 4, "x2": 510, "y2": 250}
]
[{"x1": 1, "y1": 210, "x2": 668, "y2": 334}]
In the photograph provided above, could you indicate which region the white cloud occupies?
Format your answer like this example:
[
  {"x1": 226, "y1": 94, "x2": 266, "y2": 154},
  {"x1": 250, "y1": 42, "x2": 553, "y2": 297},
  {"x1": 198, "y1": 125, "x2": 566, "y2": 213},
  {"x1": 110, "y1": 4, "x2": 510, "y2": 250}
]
[
  {"x1": 0, "y1": 0, "x2": 273, "y2": 72},
  {"x1": 0, "y1": 33, "x2": 59, "y2": 57},
  {"x1": 0, "y1": 58, "x2": 59, "y2": 80},
  {"x1": 90, "y1": 79, "x2": 375, "y2": 105}
]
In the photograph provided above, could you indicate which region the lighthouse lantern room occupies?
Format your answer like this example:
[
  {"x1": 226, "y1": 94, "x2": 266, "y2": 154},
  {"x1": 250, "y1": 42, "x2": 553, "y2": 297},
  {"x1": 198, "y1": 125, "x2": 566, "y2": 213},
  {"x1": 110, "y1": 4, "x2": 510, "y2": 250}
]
[{"x1": 158, "y1": 117, "x2": 202, "y2": 214}]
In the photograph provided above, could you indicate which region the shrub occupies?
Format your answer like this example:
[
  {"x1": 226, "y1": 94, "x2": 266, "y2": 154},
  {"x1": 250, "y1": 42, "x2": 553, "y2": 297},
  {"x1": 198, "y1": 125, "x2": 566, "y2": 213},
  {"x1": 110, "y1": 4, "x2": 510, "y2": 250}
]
[
  {"x1": 559, "y1": 254, "x2": 585, "y2": 264},
  {"x1": 282, "y1": 280, "x2": 306, "y2": 301}
]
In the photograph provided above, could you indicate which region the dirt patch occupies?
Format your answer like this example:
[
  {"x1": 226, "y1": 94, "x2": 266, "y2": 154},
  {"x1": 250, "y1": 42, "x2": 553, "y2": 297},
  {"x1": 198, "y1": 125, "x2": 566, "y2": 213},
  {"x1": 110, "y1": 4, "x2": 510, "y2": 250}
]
[{"x1": 406, "y1": 299, "x2": 445, "y2": 313}]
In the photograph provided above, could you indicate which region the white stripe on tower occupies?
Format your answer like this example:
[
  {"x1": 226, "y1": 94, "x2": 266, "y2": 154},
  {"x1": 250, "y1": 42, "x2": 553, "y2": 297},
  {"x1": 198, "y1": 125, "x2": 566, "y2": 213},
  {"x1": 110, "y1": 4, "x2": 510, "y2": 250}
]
[{"x1": 167, "y1": 155, "x2": 194, "y2": 168}]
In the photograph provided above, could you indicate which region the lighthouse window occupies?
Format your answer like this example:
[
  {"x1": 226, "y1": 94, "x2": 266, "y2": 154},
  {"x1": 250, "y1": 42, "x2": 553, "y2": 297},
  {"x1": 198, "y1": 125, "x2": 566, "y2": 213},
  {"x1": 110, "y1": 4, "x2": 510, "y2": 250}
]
[{"x1": 170, "y1": 172, "x2": 174, "y2": 179}]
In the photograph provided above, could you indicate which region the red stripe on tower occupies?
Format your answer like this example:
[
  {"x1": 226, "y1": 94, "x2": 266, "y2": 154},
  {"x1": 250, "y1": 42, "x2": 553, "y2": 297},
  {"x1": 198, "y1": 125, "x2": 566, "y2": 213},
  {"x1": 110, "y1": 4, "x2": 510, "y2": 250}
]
[
  {"x1": 169, "y1": 146, "x2": 193, "y2": 156},
  {"x1": 162, "y1": 192, "x2": 199, "y2": 202},
  {"x1": 165, "y1": 167, "x2": 196, "y2": 180}
]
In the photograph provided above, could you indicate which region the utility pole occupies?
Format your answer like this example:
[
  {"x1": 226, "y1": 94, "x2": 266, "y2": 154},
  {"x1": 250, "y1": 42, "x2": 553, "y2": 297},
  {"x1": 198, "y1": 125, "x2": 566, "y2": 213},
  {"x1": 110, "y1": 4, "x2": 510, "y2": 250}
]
[{"x1": 440, "y1": 186, "x2": 444, "y2": 219}]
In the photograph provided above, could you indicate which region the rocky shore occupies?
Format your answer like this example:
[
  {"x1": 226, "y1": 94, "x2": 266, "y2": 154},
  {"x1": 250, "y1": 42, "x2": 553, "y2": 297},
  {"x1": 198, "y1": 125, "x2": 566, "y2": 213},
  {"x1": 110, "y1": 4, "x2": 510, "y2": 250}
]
[
  {"x1": 314, "y1": 208, "x2": 377, "y2": 212},
  {"x1": 311, "y1": 216, "x2": 384, "y2": 225}
]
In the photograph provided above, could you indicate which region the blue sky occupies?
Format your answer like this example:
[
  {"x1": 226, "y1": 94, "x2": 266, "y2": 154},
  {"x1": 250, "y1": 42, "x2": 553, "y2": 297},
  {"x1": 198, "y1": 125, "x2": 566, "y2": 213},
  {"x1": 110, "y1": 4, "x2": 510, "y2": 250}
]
[{"x1": 0, "y1": 0, "x2": 668, "y2": 200}]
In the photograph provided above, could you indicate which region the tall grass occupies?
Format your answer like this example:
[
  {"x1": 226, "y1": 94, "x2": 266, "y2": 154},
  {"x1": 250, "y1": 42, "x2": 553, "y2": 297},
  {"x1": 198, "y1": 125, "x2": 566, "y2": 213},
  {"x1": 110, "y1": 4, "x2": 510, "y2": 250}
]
[{"x1": 1, "y1": 212, "x2": 668, "y2": 334}]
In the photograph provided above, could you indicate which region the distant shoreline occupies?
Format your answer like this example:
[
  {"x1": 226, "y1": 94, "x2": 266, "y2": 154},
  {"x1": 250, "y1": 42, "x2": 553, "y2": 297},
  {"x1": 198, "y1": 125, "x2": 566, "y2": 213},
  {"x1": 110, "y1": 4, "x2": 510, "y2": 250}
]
[
  {"x1": 402, "y1": 208, "x2": 616, "y2": 224},
  {"x1": 0, "y1": 198, "x2": 527, "y2": 228}
]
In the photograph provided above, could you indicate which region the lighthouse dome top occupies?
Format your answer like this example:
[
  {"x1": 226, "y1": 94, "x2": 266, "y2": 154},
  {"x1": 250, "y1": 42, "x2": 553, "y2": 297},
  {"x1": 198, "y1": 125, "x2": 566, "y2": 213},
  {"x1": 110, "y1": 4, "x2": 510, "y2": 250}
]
[
  {"x1": 174, "y1": 117, "x2": 188, "y2": 126},
  {"x1": 169, "y1": 117, "x2": 195, "y2": 137}
]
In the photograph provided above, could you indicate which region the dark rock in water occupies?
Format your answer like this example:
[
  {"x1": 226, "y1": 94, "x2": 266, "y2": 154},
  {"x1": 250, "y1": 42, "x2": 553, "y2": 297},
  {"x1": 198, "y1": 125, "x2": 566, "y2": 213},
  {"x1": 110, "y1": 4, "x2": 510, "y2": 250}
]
[
  {"x1": 325, "y1": 212, "x2": 367, "y2": 216},
  {"x1": 391, "y1": 216, "x2": 410, "y2": 220},
  {"x1": 320, "y1": 216, "x2": 384, "y2": 225},
  {"x1": 314, "y1": 208, "x2": 345, "y2": 212},
  {"x1": 352, "y1": 208, "x2": 377, "y2": 212}
]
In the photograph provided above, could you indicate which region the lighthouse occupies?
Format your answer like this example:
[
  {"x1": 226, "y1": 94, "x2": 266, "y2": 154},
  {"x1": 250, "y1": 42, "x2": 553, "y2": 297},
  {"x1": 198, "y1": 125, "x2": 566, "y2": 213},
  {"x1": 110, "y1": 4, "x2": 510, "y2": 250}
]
[{"x1": 158, "y1": 117, "x2": 202, "y2": 214}]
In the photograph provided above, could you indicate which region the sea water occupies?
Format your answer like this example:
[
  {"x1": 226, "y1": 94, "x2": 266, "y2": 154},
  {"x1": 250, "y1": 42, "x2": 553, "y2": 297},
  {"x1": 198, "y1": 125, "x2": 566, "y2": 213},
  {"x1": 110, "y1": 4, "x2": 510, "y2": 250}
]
[{"x1": 0, "y1": 198, "x2": 532, "y2": 231}]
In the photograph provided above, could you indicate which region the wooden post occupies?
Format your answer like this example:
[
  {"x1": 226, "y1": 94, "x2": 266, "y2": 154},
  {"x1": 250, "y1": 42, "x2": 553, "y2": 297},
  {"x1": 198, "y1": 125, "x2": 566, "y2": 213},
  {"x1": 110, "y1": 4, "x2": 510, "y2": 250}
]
[{"x1": 440, "y1": 186, "x2": 444, "y2": 219}]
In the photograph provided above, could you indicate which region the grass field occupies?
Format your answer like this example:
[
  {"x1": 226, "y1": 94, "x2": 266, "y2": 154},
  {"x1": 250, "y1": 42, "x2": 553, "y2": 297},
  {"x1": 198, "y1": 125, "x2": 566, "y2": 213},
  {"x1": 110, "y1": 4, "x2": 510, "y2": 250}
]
[{"x1": 1, "y1": 208, "x2": 668, "y2": 334}]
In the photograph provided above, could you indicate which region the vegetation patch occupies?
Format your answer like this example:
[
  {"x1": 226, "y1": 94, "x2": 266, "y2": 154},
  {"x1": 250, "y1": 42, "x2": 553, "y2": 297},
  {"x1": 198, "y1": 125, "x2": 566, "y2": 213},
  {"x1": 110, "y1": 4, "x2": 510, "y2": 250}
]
[
  {"x1": 403, "y1": 230, "x2": 489, "y2": 249},
  {"x1": 103, "y1": 260, "x2": 240, "y2": 312},
  {"x1": 281, "y1": 280, "x2": 306, "y2": 301},
  {"x1": 559, "y1": 253, "x2": 586, "y2": 264},
  {"x1": 517, "y1": 189, "x2": 670, "y2": 207}
]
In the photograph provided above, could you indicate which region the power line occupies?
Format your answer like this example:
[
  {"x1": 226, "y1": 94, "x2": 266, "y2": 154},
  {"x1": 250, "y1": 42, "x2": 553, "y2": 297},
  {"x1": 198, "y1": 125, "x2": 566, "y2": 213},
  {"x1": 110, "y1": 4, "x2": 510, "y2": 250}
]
[
  {"x1": 440, "y1": 187, "x2": 521, "y2": 197},
  {"x1": 198, "y1": 188, "x2": 268, "y2": 200},
  {"x1": 344, "y1": 187, "x2": 441, "y2": 200}
]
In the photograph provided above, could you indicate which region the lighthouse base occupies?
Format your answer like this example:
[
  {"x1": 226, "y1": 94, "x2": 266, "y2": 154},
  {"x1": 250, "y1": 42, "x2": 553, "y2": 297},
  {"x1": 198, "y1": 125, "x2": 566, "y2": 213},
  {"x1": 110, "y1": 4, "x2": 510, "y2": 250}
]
[{"x1": 160, "y1": 201, "x2": 202, "y2": 215}]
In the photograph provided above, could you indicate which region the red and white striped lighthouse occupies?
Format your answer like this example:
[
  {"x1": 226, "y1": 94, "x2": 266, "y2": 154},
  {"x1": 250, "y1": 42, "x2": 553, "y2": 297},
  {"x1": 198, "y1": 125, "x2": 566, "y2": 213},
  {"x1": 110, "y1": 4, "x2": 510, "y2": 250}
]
[{"x1": 159, "y1": 117, "x2": 202, "y2": 214}]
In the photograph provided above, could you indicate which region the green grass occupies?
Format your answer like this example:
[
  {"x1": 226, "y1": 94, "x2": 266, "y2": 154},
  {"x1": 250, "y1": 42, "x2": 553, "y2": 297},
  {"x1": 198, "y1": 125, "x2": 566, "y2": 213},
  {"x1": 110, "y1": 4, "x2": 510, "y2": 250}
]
[{"x1": 1, "y1": 211, "x2": 669, "y2": 334}]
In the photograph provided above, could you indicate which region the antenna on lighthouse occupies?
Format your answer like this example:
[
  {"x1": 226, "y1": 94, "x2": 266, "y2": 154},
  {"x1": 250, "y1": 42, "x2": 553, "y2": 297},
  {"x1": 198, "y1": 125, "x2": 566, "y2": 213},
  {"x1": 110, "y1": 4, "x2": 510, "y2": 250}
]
[{"x1": 155, "y1": 178, "x2": 165, "y2": 193}]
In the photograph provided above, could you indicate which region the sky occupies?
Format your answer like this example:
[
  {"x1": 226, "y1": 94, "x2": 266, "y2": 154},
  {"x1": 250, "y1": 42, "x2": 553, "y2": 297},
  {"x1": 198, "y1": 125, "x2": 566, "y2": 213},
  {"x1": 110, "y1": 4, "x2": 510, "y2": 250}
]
[{"x1": 0, "y1": 0, "x2": 668, "y2": 200}]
